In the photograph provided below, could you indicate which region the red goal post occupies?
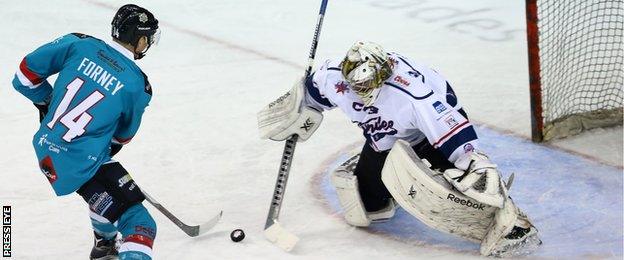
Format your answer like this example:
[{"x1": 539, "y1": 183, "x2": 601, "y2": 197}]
[{"x1": 525, "y1": 0, "x2": 623, "y2": 142}]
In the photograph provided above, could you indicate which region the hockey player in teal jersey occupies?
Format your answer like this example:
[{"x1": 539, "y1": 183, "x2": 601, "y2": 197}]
[{"x1": 12, "y1": 4, "x2": 160, "y2": 260}]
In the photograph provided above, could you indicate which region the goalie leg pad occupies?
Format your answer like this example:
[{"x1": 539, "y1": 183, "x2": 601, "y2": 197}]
[
  {"x1": 331, "y1": 153, "x2": 398, "y2": 226},
  {"x1": 381, "y1": 140, "x2": 497, "y2": 242},
  {"x1": 382, "y1": 140, "x2": 541, "y2": 256},
  {"x1": 331, "y1": 160, "x2": 371, "y2": 227}
]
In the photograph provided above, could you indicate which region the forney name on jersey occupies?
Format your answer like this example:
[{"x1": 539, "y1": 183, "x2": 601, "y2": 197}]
[{"x1": 77, "y1": 57, "x2": 124, "y2": 95}]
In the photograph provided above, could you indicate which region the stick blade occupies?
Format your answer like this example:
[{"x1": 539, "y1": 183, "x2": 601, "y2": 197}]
[
  {"x1": 181, "y1": 225, "x2": 199, "y2": 237},
  {"x1": 181, "y1": 211, "x2": 223, "y2": 237},
  {"x1": 197, "y1": 210, "x2": 223, "y2": 236},
  {"x1": 264, "y1": 220, "x2": 299, "y2": 251}
]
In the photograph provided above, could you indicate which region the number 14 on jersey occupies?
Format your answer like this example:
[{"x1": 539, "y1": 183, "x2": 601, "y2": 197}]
[{"x1": 46, "y1": 78, "x2": 105, "y2": 142}]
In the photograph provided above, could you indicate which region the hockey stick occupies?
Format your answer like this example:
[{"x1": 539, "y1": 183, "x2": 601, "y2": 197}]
[
  {"x1": 264, "y1": 0, "x2": 329, "y2": 252},
  {"x1": 143, "y1": 191, "x2": 222, "y2": 237}
]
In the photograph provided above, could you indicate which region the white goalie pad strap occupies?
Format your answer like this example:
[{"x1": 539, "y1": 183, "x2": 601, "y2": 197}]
[
  {"x1": 381, "y1": 140, "x2": 497, "y2": 242},
  {"x1": 257, "y1": 78, "x2": 323, "y2": 142},
  {"x1": 331, "y1": 154, "x2": 371, "y2": 227},
  {"x1": 443, "y1": 152, "x2": 505, "y2": 208}
]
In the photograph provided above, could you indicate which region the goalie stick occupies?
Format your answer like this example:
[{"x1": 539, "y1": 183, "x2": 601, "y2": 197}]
[
  {"x1": 264, "y1": 0, "x2": 329, "y2": 252},
  {"x1": 143, "y1": 191, "x2": 222, "y2": 237}
]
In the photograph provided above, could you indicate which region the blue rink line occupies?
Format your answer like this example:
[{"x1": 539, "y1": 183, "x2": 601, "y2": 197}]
[{"x1": 316, "y1": 126, "x2": 623, "y2": 258}]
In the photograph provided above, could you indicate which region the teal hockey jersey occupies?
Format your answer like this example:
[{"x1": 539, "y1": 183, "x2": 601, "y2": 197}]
[{"x1": 12, "y1": 33, "x2": 152, "y2": 196}]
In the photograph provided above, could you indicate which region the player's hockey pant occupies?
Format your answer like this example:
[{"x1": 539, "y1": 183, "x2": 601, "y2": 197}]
[
  {"x1": 79, "y1": 162, "x2": 157, "y2": 260},
  {"x1": 354, "y1": 140, "x2": 454, "y2": 212}
]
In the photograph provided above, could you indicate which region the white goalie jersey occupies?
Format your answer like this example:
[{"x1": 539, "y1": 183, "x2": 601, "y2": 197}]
[{"x1": 303, "y1": 52, "x2": 479, "y2": 162}]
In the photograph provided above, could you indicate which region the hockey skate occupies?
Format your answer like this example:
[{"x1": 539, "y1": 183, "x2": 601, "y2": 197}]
[{"x1": 90, "y1": 232, "x2": 119, "y2": 260}]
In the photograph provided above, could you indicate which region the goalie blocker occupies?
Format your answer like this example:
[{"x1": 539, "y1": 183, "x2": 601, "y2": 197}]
[
  {"x1": 257, "y1": 77, "x2": 323, "y2": 142},
  {"x1": 380, "y1": 140, "x2": 541, "y2": 257}
]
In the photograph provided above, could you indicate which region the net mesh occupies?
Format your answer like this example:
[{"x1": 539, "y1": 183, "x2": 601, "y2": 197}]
[{"x1": 537, "y1": 0, "x2": 623, "y2": 140}]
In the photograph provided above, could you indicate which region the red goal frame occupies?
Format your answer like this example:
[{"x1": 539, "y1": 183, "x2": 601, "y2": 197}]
[{"x1": 525, "y1": 0, "x2": 544, "y2": 142}]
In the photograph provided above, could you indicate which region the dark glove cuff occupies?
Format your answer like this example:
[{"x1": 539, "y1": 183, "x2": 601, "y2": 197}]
[
  {"x1": 110, "y1": 143, "x2": 123, "y2": 157},
  {"x1": 33, "y1": 103, "x2": 49, "y2": 123}
]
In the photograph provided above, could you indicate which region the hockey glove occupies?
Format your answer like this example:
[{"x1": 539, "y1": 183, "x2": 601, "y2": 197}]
[
  {"x1": 110, "y1": 143, "x2": 123, "y2": 157},
  {"x1": 257, "y1": 77, "x2": 323, "y2": 142},
  {"x1": 33, "y1": 102, "x2": 49, "y2": 123},
  {"x1": 443, "y1": 151, "x2": 505, "y2": 208}
]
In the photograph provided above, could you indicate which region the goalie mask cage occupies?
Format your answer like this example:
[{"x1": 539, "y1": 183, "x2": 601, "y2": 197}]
[{"x1": 526, "y1": 0, "x2": 623, "y2": 142}]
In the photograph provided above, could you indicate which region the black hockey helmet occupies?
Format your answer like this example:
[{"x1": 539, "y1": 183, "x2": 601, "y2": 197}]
[{"x1": 111, "y1": 4, "x2": 160, "y2": 59}]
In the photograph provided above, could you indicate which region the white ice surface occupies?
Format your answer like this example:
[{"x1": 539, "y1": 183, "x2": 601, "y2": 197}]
[{"x1": 0, "y1": 0, "x2": 622, "y2": 259}]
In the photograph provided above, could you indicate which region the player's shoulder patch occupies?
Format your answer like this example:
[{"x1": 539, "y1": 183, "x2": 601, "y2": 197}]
[
  {"x1": 141, "y1": 71, "x2": 153, "y2": 96},
  {"x1": 69, "y1": 33, "x2": 105, "y2": 45},
  {"x1": 49, "y1": 33, "x2": 94, "y2": 46},
  {"x1": 70, "y1": 32, "x2": 97, "y2": 39}
]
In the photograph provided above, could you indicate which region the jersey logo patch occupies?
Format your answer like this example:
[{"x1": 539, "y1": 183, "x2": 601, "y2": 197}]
[
  {"x1": 433, "y1": 101, "x2": 447, "y2": 113},
  {"x1": 463, "y1": 143, "x2": 475, "y2": 153},
  {"x1": 352, "y1": 102, "x2": 378, "y2": 114},
  {"x1": 394, "y1": 75, "x2": 410, "y2": 87},
  {"x1": 444, "y1": 115, "x2": 459, "y2": 128},
  {"x1": 96, "y1": 50, "x2": 124, "y2": 73},
  {"x1": 358, "y1": 116, "x2": 398, "y2": 141},
  {"x1": 335, "y1": 81, "x2": 349, "y2": 94},
  {"x1": 39, "y1": 156, "x2": 58, "y2": 184}
]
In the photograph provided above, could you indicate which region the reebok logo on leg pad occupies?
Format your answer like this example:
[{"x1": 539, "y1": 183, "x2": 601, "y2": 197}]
[{"x1": 447, "y1": 193, "x2": 486, "y2": 210}]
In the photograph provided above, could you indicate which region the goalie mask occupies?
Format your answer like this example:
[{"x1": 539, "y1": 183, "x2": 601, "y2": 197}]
[{"x1": 341, "y1": 41, "x2": 392, "y2": 105}]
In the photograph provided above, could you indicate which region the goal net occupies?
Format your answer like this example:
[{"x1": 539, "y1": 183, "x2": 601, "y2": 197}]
[{"x1": 526, "y1": 0, "x2": 623, "y2": 141}]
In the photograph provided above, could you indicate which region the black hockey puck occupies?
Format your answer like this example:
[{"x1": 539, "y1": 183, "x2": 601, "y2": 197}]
[{"x1": 230, "y1": 229, "x2": 245, "y2": 242}]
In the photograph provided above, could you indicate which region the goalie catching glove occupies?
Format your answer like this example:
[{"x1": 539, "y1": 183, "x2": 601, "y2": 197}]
[
  {"x1": 443, "y1": 151, "x2": 506, "y2": 208},
  {"x1": 257, "y1": 77, "x2": 323, "y2": 142}
]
